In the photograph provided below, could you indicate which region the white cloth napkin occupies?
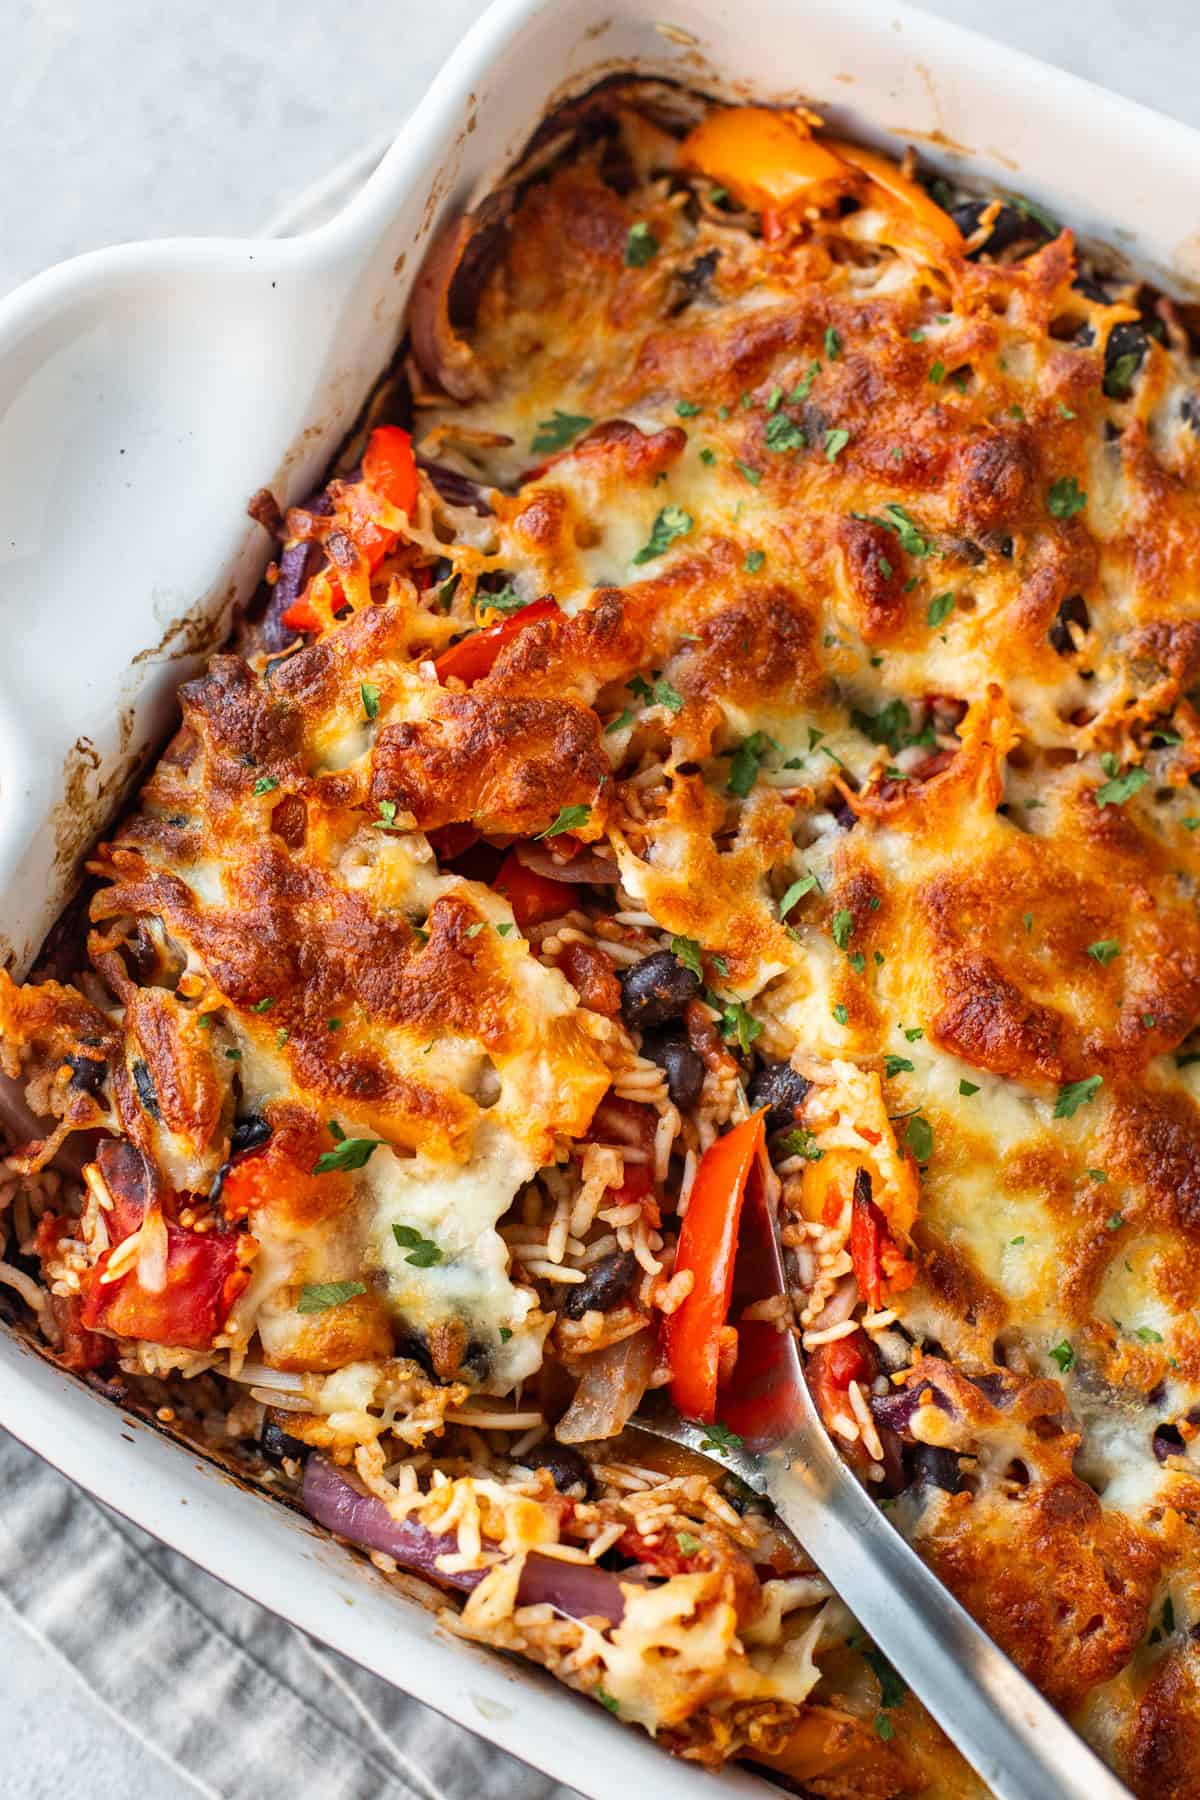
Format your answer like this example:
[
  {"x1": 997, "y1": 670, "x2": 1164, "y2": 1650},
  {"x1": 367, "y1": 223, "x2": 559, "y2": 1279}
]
[{"x1": 0, "y1": 1430, "x2": 579, "y2": 1800}]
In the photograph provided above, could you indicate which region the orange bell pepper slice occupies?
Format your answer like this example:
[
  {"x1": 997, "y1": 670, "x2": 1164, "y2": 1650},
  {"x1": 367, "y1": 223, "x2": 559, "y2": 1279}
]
[
  {"x1": 492, "y1": 849, "x2": 575, "y2": 928},
  {"x1": 434, "y1": 597, "x2": 558, "y2": 686},
  {"x1": 666, "y1": 1109, "x2": 767, "y2": 1422},
  {"x1": 680, "y1": 107, "x2": 849, "y2": 216},
  {"x1": 821, "y1": 139, "x2": 963, "y2": 254}
]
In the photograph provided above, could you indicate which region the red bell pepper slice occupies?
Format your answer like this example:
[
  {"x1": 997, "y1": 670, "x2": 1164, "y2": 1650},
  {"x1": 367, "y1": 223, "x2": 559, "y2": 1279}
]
[
  {"x1": 492, "y1": 848, "x2": 575, "y2": 927},
  {"x1": 362, "y1": 424, "x2": 418, "y2": 516},
  {"x1": 666, "y1": 1109, "x2": 767, "y2": 1422},
  {"x1": 82, "y1": 1218, "x2": 249, "y2": 1350},
  {"x1": 806, "y1": 1330, "x2": 876, "y2": 1439},
  {"x1": 434, "y1": 598, "x2": 558, "y2": 686},
  {"x1": 849, "y1": 1166, "x2": 907, "y2": 1312}
]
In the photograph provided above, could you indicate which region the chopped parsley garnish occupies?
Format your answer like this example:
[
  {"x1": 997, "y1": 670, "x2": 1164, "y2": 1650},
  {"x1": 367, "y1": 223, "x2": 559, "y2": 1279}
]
[
  {"x1": 538, "y1": 804, "x2": 591, "y2": 839},
  {"x1": 864, "y1": 1647, "x2": 907, "y2": 1711},
  {"x1": 777, "y1": 1127, "x2": 824, "y2": 1161},
  {"x1": 1087, "y1": 939, "x2": 1121, "y2": 966},
  {"x1": 714, "y1": 997, "x2": 762, "y2": 1053},
  {"x1": 727, "y1": 731, "x2": 778, "y2": 796},
  {"x1": 474, "y1": 584, "x2": 529, "y2": 615},
  {"x1": 1049, "y1": 1339, "x2": 1075, "y2": 1372},
  {"x1": 224, "y1": 1048, "x2": 242, "y2": 1062},
  {"x1": 744, "y1": 549, "x2": 765, "y2": 573},
  {"x1": 824, "y1": 326, "x2": 842, "y2": 361},
  {"x1": 624, "y1": 222, "x2": 659, "y2": 267},
  {"x1": 1057, "y1": 400, "x2": 1076, "y2": 420},
  {"x1": 596, "y1": 1690, "x2": 620, "y2": 1715},
  {"x1": 884, "y1": 1055, "x2": 914, "y2": 1077},
  {"x1": 825, "y1": 428, "x2": 850, "y2": 462},
  {"x1": 1010, "y1": 1235, "x2": 1026, "y2": 1245},
  {"x1": 251, "y1": 997, "x2": 275, "y2": 1013},
  {"x1": 696, "y1": 1422, "x2": 744, "y2": 1458},
  {"x1": 876, "y1": 1714, "x2": 895, "y2": 1742},
  {"x1": 498, "y1": 1326, "x2": 513, "y2": 1342},
  {"x1": 297, "y1": 1281, "x2": 367, "y2": 1314},
  {"x1": 313, "y1": 1120, "x2": 387, "y2": 1175},
  {"x1": 374, "y1": 799, "x2": 403, "y2": 831},
  {"x1": 699, "y1": 446, "x2": 717, "y2": 465},
  {"x1": 669, "y1": 935, "x2": 704, "y2": 979},
  {"x1": 676, "y1": 1531, "x2": 702, "y2": 1555},
  {"x1": 464, "y1": 922, "x2": 485, "y2": 939},
  {"x1": 360, "y1": 682, "x2": 380, "y2": 721},
  {"x1": 632, "y1": 504, "x2": 693, "y2": 564},
  {"x1": 275, "y1": 1026, "x2": 289, "y2": 1048},
  {"x1": 833, "y1": 1003, "x2": 849, "y2": 1025},
  {"x1": 531, "y1": 409, "x2": 593, "y2": 454},
  {"x1": 910, "y1": 328, "x2": 926, "y2": 343},
  {"x1": 765, "y1": 411, "x2": 806, "y2": 452},
  {"x1": 1054, "y1": 1075, "x2": 1103, "y2": 1119},
  {"x1": 791, "y1": 361, "x2": 821, "y2": 402},
  {"x1": 851, "y1": 698, "x2": 934, "y2": 755},
  {"x1": 853, "y1": 503, "x2": 932, "y2": 559},
  {"x1": 904, "y1": 1115, "x2": 933, "y2": 1163},
  {"x1": 604, "y1": 708, "x2": 634, "y2": 734},
  {"x1": 831, "y1": 908, "x2": 855, "y2": 950},
  {"x1": 904, "y1": 1027, "x2": 924, "y2": 1042},
  {"x1": 778, "y1": 876, "x2": 817, "y2": 918},
  {"x1": 435, "y1": 571, "x2": 459, "y2": 611},
  {"x1": 1095, "y1": 754, "x2": 1148, "y2": 808},
  {"x1": 392, "y1": 1224, "x2": 443, "y2": 1267},
  {"x1": 675, "y1": 399, "x2": 703, "y2": 418},
  {"x1": 929, "y1": 360, "x2": 945, "y2": 385},
  {"x1": 959, "y1": 1079, "x2": 980, "y2": 1096},
  {"x1": 326, "y1": 1017, "x2": 342, "y2": 1031},
  {"x1": 735, "y1": 459, "x2": 762, "y2": 486},
  {"x1": 253, "y1": 774, "x2": 279, "y2": 796},
  {"x1": 926, "y1": 591, "x2": 955, "y2": 628},
  {"x1": 652, "y1": 677, "x2": 685, "y2": 713},
  {"x1": 1047, "y1": 475, "x2": 1087, "y2": 519},
  {"x1": 1134, "y1": 1326, "x2": 1163, "y2": 1344},
  {"x1": 495, "y1": 921, "x2": 515, "y2": 937}
]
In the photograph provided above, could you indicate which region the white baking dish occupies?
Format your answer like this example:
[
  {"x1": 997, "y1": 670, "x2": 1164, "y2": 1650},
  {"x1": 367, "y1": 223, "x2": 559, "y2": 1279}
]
[{"x1": 2, "y1": 0, "x2": 1198, "y2": 1788}]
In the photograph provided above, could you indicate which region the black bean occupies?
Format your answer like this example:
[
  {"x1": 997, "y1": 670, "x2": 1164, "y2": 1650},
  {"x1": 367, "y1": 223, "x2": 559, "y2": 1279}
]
[
  {"x1": 642, "y1": 1033, "x2": 705, "y2": 1110},
  {"x1": 1104, "y1": 320, "x2": 1149, "y2": 398},
  {"x1": 748, "y1": 1058, "x2": 811, "y2": 1130},
  {"x1": 832, "y1": 797, "x2": 857, "y2": 831},
  {"x1": 1048, "y1": 593, "x2": 1090, "y2": 656},
  {"x1": 260, "y1": 1418, "x2": 310, "y2": 1464},
  {"x1": 560, "y1": 1250, "x2": 641, "y2": 1320},
  {"x1": 131, "y1": 1059, "x2": 160, "y2": 1120},
  {"x1": 951, "y1": 199, "x2": 1039, "y2": 256},
  {"x1": 520, "y1": 1441, "x2": 594, "y2": 1497},
  {"x1": 394, "y1": 1332, "x2": 437, "y2": 1378},
  {"x1": 911, "y1": 1442, "x2": 963, "y2": 1493},
  {"x1": 618, "y1": 950, "x2": 700, "y2": 1029},
  {"x1": 1182, "y1": 393, "x2": 1200, "y2": 434},
  {"x1": 231, "y1": 1115, "x2": 272, "y2": 1155},
  {"x1": 66, "y1": 1053, "x2": 107, "y2": 1097}
]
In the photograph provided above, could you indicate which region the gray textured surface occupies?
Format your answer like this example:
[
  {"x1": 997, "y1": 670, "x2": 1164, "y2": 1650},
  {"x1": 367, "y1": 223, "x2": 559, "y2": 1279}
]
[{"x1": 1, "y1": 0, "x2": 1198, "y2": 1794}]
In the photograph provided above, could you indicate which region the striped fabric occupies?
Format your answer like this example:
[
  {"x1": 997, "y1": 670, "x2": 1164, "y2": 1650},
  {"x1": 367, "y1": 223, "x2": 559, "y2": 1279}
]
[{"x1": 0, "y1": 1431, "x2": 578, "y2": 1800}]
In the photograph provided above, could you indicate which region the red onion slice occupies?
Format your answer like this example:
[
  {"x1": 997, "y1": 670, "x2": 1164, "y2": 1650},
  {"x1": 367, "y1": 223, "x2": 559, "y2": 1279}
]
[
  {"x1": 555, "y1": 1330, "x2": 657, "y2": 1445},
  {"x1": 514, "y1": 843, "x2": 620, "y2": 885},
  {"x1": 302, "y1": 1456, "x2": 625, "y2": 1623}
]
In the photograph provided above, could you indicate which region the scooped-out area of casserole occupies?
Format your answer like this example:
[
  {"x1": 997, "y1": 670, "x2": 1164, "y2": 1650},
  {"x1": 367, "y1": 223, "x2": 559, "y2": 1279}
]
[{"x1": 4, "y1": 78, "x2": 1200, "y2": 1797}]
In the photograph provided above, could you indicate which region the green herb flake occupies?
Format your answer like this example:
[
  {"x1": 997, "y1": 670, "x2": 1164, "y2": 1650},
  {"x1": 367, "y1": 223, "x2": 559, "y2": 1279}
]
[
  {"x1": 904, "y1": 1027, "x2": 924, "y2": 1043},
  {"x1": 538, "y1": 804, "x2": 591, "y2": 839},
  {"x1": 531, "y1": 409, "x2": 593, "y2": 454},
  {"x1": 1057, "y1": 400, "x2": 1076, "y2": 420},
  {"x1": 464, "y1": 922, "x2": 485, "y2": 940},
  {"x1": 275, "y1": 1026, "x2": 289, "y2": 1048},
  {"x1": 825, "y1": 427, "x2": 851, "y2": 462},
  {"x1": 791, "y1": 361, "x2": 821, "y2": 402},
  {"x1": 778, "y1": 876, "x2": 817, "y2": 918},
  {"x1": 1087, "y1": 939, "x2": 1121, "y2": 966},
  {"x1": 1047, "y1": 475, "x2": 1087, "y2": 519},
  {"x1": 253, "y1": 774, "x2": 279, "y2": 796},
  {"x1": 435, "y1": 571, "x2": 460, "y2": 612},
  {"x1": 360, "y1": 682, "x2": 380, "y2": 721},
  {"x1": 1004, "y1": 190, "x2": 1060, "y2": 235},
  {"x1": 1095, "y1": 760, "x2": 1148, "y2": 808},
  {"x1": 596, "y1": 1690, "x2": 620, "y2": 1715},
  {"x1": 624, "y1": 222, "x2": 659, "y2": 268},
  {"x1": 251, "y1": 997, "x2": 275, "y2": 1013},
  {"x1": 910, "y1": 328, "x2": 926, "y2": 343},
  {"x1": 669, "y1": 935, "x2": 705, "y2": 979},
  {"x1": 374, "y1": 798, "x2": 402, "y2": 832},
  {"x1": 676, "y1": 1531, "x2": 702, "y2": 1555},
  {"x1": 392, "y1": 1223, "x2": 443, "y2": 1268},
  {"x1": 224, "y1": 1048, "x2": 242, "y2": 1062},
  {"x1": 831, "y1": 908, "x2": 855, "y2": 950},
  {"x1": 776, "y1": 1127, "x2": 824, "y2": 1162},
  {"x1": 715, "y1": 997, "x2": 763, "y2": 1053},
  {"x1": 297, "y1": 1281, "x2": 367, "y2": 1314},
  {"x1": 727, "y1": 731, "x2": 777, "y2": 797},
  {"x1": 904, "y1": 1114, "x2": 933, "y2": 1163},
  {"x1": 1054, "y1": 1075, "x2": 1103, "y2": 1119},
  {"x1": 313, "y1": 1126, "x2": 387, "y2": 1175},
  {"x1": 876, "y1": 1714, "x2": 895, "y2": 1743},
  {"x1": 864, "y1": 1648, "x2": 907, "y2": 1712},
  {"x1": 824, "y1": 326, "x2": 842, "y2": 361},
  {"x1": 696, "y1": 1422, "x2": 744, "y2": 1458},
  {"x1": 959, "y1": 1079, "x2": 980, "y2": 1096},
  {"x1": 765, "y1": 410, "x2": 806, "y2": 452},
  {"x1": 499, "y1": 1326, "x2": 513, "y2": 1342},
  {"x1": 1104, "y1": 352, "x2": 1140, "y2": 400},
  {"x1": 474, "y1": 584, "x2": 530, "y2": 616},
  {"x1": 735, "y1": 459, "x2": 762, "y2": 486},
  {"x1": 326, "y1": 1017, "x2": 342, "y2": 1031},
  {"x1": 927, "y1": 591, "x2": 955, "y2": 628},
  {"x1": 1134, "y1": 1326, "x2": 1163, "y2": 1344},
  {"x1": 929, "y1": 360, "x2": 946, "y2": 385},
  {"x1": 604, "y1": 708, "x2": 634, "y2": 735},
  {"x1": 885, "y1": 1055, "x2": 915, "y2": 1077},
  {"x1": 699, "y1": 446, "x2": 717, "y2": 466},
  {"x1": 744, "y1": 549, "x2": 766, "y2": 573},
  {"x1": 1049, "y1": 1339, "x2": 1075, "y2": 1373},
  {"x1": 633, "y1": 504, "x2": 694, "y2": 565},
  {"x1": 675, "y1": 399, "x2": 703, "y2": 418},
  {"x1": 833, "y1": 1003, "x2": 849, "y2": 1025},
  {"x1": 1011, "y1": 1235, "x2": 1026, "y2": 1245},
  {"x1": 652, "y1": 677, "x2": 685, "y2": 714}
]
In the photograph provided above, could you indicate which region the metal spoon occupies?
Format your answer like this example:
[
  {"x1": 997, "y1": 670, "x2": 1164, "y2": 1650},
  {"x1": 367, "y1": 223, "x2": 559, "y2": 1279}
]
[{"x1": 634, "y1": 1166, "x2": 1131, "y2": 1800}]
